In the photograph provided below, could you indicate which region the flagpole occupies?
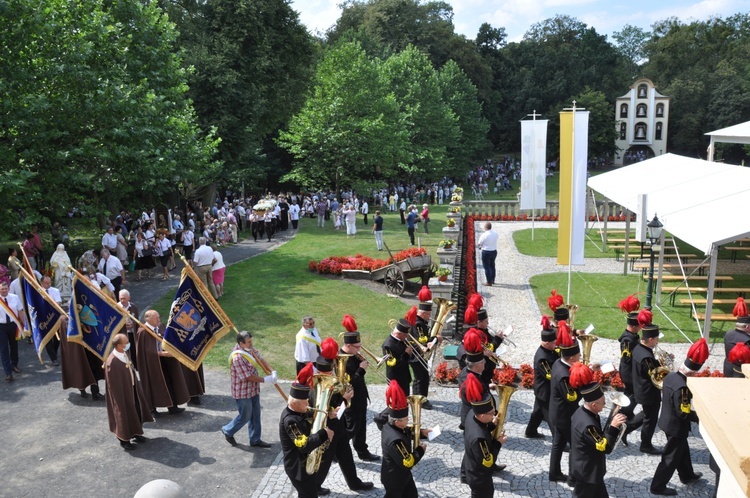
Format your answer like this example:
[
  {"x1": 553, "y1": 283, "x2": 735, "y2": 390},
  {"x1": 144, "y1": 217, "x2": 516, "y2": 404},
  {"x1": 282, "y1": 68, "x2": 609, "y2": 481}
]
[
  {"x1": 19, "y1": 268, "x2": 65, "y2": 364},
  {"x1": 17, "y1": 242, "x2": 36, "y2": 276},
  {"x1": 176, "y1": 253, "x2": 288, "y2": 402}
]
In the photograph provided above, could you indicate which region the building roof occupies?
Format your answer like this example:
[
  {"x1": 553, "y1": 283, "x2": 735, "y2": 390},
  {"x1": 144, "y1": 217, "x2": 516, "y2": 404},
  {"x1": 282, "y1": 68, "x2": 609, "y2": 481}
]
[
  {"x1": 705, "y1": 120, "x2": 750, "y2": 145},
  {"x1": 587, "y1": 153, "x2": 750, "y2": 254}
]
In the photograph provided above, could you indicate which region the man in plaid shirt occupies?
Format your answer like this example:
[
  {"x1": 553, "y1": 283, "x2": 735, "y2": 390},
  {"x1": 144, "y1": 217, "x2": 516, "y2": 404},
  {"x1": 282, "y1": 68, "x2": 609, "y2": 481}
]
[{"x1": 221, "y1": 331, "x2": 277, "y2": 447}]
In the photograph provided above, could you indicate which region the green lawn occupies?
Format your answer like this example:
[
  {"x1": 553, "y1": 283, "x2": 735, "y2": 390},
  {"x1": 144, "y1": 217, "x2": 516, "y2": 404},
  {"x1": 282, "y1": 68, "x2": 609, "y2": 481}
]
[{"x1": 151, "y1": 205, "x2": 455, "y2": 380}]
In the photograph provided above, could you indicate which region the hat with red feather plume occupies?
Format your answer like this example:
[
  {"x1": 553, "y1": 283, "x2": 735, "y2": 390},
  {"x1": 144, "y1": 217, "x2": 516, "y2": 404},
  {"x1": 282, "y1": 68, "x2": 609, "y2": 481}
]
[
  {"x1": 637, "y1": 309, "x2": 653, "y2": 328},
  {"x1": 462, "y1": 373, "x2": 493, "y2": 414},
  {"x1": 463, "y1": 328, "x2": 485, "y2": 363},
  {"x1": 418, "y1": 285, "x2": 433, "y2": 302},
  {"x1": 733, "y1": 297, "x2": 749, "y2": 319},
  {"x1": 315, "y1": 337, "x2": 339, "y2": 372},
  {"x1": 290, "y1": 363, "x2": 314, "y2": 399},
  {"x1": 386, "y1": 379, "x2": 409, "y2": 419},
  {"x1": 468, "y1": 293, "x2": 484, "y2": 310},
  {"x1": 728, "y1": 342, "x2": 750, "y2": 375},
  {"x1": 684, "y1": 338, "x2": 709, "y2": 371},
  {"x1": 342, "y1": 314, "x2": 361, "y2": 344},
  {"x1": 556, "y1": 321, "x2": 580, "y2": 357},
  {"x1": 540, "y1": 316, "x2": 556, "y2": 342},
  {"x1": 464, "y1": 305, "x2": 478, "y2": 325},
  {"x1": 548, "y1": 289, "x2": 564, "y2": 312},
  {"x1": 619, "y1": 294, "x2": 641, "y2": 326},
  {"x1": 404, "y1": 306, "x2": 418, "y2": 327},
  {"x1": 569, "y1": 363, "x2": 603, "y2": 402}
]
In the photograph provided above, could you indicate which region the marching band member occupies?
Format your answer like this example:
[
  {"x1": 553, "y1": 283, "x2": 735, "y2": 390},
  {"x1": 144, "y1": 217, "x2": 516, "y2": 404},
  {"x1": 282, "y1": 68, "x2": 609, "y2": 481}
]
[
  {"x1": 456, "y1": 303, "x2": 480, "y2": 369},
  {"x1": 524, "y1": 316, "x2": 558, "y2": 439},
  {"x1": 408, "y1": 302, "x2": 439, "y2": 409},
  {"x1": 548, "y1": 322, "x2": 582, "y2": 485},
  {"x1": 632, "y1": 323, "x2": 663, "y2": 455},
  {"x1": 380, "y1": 380, "x2": 428, "y2": 498},
  {"x1": 723, "y1": 299, "x2": 750, "y2": 377},
  {"x1": 616, "y1": 299, "x2": 651, "y2": 446},
  {"x1": 382, "y1": 318, "x2": 413, "y2": 396},
  {"x1": 569, "y1": 363, "x2": 627, "y2": 498},
  {"x1": 727, "y1": 341, "x2": 750, "y2": 377},
  {"x1": 458, "y1": 329, "x2": 490, "y2": 431},
  {"x1": 463, "y1": 375, "x2": 507, "y2": 497},
  {"x1": 341, "y1": 315, "x2": 380, "y2": 462},
  {"x1": 649, "y1": 339, "x2": 708, "y2": 495},
  {"x1": 279, "y1": 364, "x2": 333, "y2": 498}
]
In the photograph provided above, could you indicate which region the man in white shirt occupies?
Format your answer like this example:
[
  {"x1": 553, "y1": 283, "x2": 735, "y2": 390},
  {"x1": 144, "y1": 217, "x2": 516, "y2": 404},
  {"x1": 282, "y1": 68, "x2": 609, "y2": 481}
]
[
  {"x1": 294, "y1": 315, "x2": 321, "y2": 373},
  {"x1": 193, "y1": 237, "x2": 218, "y2": 299},
  {"x1": 1, "y1": 282, "x2": 26, "y2": 381},
  {"x1": 40, "y1": 276, "x2": 62, "y2": 366},
  {"x1": 288, "y1": 200, "x2": 301, "y2": 230},
  {"x1": 102, "y1": 226, "x2": 118, "y2": 253},
  {"x1": 182, "y1": 227, "x2": 195, "y2": 263},
  {"x1": 361, "y1": 200, "x2": 369, "y2": 225},
  {"x1": 477, "y1": 222, "x2": 499, "y2": 286},
  {"x1": 98, "y1": 249, "x2": 125, "y2": 297}
]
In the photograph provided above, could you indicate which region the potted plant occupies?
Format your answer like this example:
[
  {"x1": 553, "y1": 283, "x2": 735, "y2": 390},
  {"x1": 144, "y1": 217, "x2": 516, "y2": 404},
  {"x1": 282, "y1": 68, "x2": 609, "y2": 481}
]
[
  {"x1": 435, "y1": 267, "x2": 452, "y2": 282},
  {"x1": 438, "y1": 239, "x2": 456, "y2": 250},
  {"x1": 446, "y1": 218, "x2": 456, "y2": 228}
]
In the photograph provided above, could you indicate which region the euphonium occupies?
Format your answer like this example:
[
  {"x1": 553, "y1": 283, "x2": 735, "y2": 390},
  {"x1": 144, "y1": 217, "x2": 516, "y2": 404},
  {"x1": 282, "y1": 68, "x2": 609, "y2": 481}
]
[
  {"x1": 424, "y1": 298, "x2": 457, "y2": 363},
  {"x1": 305, "y1": 374, "x2": 339, "y2": 475},
  {"x1": 650, "y1": 344, "x2": 674, "y2": 389},
  {"x1": 334, "y1": 354, "x2": 353, "y2": 390},
  {"x1": 407, "y1": 394, "x2": 427, "y2": 448},
  {"x1": 578, "y1": 334, "x2": 599, "y2": 366},
  {"x1": 604, "y1": 392, "x2": 631, "y2": 450},
  {"x1": 491, "y1": 385, "x2": 516, "y2": 439}
]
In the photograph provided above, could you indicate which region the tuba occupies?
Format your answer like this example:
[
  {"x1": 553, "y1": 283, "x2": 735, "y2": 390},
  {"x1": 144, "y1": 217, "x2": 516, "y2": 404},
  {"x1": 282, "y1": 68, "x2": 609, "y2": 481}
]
[
  {"x1": 650, "y1": 345, "x2": 674, "y2": 389},
  {"x1": 424, "y1": 298, "x2": 457, "y2": 364},
  {"x1": 578, "y1": 334, "x2": 599, "y2": 366},
  {"x1": 305, "y1": 374, "x2": 339, "y2": 475},
  {"x1": 604, "y1": 392, "x2": 631, "y2": 450},
  {"x1": 334, "y1": 354, "x2": 353, "y2": 389},
  {"x1": 408, "y1": 394, "x2": 428, "y2": 448},
  {"x1": 491, "y1": 385, "x2": 517, "y2": 440}
]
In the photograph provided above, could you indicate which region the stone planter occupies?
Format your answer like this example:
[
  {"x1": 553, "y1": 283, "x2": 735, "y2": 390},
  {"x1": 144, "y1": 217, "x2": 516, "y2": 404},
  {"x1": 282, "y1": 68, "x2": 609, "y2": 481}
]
[
  {"x1": 436, "y1": 247, "x2": 457, "y2": 264},
  {"x1": 442, "y1": 227, "x2": 460, "y2": 238}
]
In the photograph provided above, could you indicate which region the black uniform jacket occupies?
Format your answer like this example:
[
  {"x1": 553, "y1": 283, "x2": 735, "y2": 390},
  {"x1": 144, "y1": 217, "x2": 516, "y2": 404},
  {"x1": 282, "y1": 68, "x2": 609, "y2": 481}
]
[
  {"x1": 570, "y1": 406, "x2": 621, "y2": 484},
  {"x1": 279, "y1": 406, "x2": 330, "y2": 481},
  {"x1": 382, "y1": 334, "x2": 412, "y2": 384},
  {"x1": 658, "y1": 371, "x2": 699, "y2": 438},
  {"x1": 549, "y1": 359, "x2": 580, "y2": 430},
  {"x1": 457, "y1": 368, "x2": 493, "y2": 428},
  {"x1": 408, "y1": 317, "x2": 432, "y2": 365},
  {"x1": 723, "y1": 328, "x2": 750, "y2": 377},
  {"x1": 533, "y1": 345, "x2": 558, "y2": 403},
  {"x1": 632, "y1": 343, "x2": 660, "y2": 406},
  {"x1": 477, "y1": 327, "x2": 502, "y2": 385},
  {"x1": 463, "y1": 409, "x2": 502, "y2": 488},
  {"x1": 381, "y1": 422, "x2": 424, "y2": 489},
  {"x1": 617, "y1": 329, "x2": 639, "y2": 390}
]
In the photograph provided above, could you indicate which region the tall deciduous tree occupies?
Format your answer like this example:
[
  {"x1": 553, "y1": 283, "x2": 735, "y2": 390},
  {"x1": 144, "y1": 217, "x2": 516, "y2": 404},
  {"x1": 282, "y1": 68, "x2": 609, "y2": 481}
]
[{"x1": 277, "y1": 42, "x2": 408, "y2": 192}]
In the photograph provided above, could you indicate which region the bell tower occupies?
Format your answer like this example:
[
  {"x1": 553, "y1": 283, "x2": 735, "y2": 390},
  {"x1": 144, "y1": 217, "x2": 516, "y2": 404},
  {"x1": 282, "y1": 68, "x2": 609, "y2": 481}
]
[{"x1": 614, "y1": 78, "x2": 670, "y2": 166}]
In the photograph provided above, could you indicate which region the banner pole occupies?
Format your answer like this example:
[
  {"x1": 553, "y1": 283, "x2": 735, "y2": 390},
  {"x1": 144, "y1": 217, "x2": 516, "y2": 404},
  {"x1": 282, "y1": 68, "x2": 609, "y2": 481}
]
[
  {"x1": 531, "y1": 111, "x2": 536, "y2": 241},
  {"x1": 566, "y1": 102, "x2": 577, "y2": 302}
]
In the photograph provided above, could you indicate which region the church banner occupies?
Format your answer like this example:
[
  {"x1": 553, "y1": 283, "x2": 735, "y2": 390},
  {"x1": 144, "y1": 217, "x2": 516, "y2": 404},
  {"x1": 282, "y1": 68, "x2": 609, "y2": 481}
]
[
  {"x1": 520, "y1": 119, "x2": 548, "y2": 210},
  {"x1": 67, "y1": 272, "x2": 126, "y2": 362},
  {"x1": 20, "y1": 269, "x2": 66, "y2": 364},
  {"x1": 557, "y1": 110, "x2": 589, "y2": 266},
  {"x1": 162, "y1": 263, "x2": 232, "y2": 371}
]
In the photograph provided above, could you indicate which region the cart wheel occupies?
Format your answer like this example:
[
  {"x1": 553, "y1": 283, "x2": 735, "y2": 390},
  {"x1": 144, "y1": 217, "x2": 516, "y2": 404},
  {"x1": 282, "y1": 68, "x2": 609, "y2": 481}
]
[{"x1": 384, "y1": 266, "x2": 405, "y2": 295}]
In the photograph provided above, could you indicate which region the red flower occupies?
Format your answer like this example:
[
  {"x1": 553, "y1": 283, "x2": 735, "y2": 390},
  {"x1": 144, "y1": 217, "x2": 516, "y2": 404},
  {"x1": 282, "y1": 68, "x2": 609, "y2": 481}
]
[
  {"x1": 521, "y1": 372, "x2": 534, "y2": 389},
  {"x1": 519, "y1": 363, "x2": 533, "y2": 376},
  {"x1": 608, "y1": 372, "x2": 624, "y2": 390},
  {"x1": 308, "y1": 261, "x2": 318, "y2": 272}
]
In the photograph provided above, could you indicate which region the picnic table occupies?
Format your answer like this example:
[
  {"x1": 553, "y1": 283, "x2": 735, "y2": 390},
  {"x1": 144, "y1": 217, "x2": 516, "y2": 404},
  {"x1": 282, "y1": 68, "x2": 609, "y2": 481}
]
[
  {"x1": 663, "y1": 286, "x2": 750, "y2": 306},
  {"x1": 725, "y1": 246, "x2": 750, "y2": 262}
]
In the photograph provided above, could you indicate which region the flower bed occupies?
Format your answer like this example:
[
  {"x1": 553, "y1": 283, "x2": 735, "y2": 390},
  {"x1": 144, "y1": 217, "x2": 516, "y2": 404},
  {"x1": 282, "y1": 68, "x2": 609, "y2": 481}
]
[{"x1": 309, "y1": 248, "x2": 427, "y2": 276}]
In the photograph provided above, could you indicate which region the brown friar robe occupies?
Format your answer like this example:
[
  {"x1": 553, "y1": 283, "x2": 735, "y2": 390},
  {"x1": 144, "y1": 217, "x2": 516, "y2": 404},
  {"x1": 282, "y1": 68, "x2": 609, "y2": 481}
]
[
  {"x1": 135, "y1": 325, "x2": 190, "y2": 409},
  {"x1": 60, "y1": 327, "x2": 104, "y2": 390},
  {"x1": 182, "y1": 364, "x2": 205, "y2": 397},
  {"x1": 105, "y1": 350, "x2": 154, "y2": 440},
  {"x1": 118, "y1": 302, "x2": 140, "y2": 370}
]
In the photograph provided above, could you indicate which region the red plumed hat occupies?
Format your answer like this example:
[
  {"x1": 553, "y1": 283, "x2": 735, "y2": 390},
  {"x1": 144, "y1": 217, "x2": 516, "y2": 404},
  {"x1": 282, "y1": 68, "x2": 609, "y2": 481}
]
[
  {"x1": 418, "y1": 285, "x2": 432, "y2": 302},
  {"x1": 464, "y1": 305, "x2": 478, "y2": 324},
  {"x1": 569, "y1": 362, "x2": 594, "y2": 389},
  {"x1": 728, "y1": 342, "x2": 750, "y2": 365},
  {"x1": 540, "y1": 316, "x2": 552, "y2": 330},
  {"x1": 468, "y1": 293, "x2": 484, "y2": 310},
  {"x1": 548, "y1": 289, "x2": 564, "y2": 312},
  {"x1": 463, "y1": 328, "x2": 485, "y2": 352},
  {"x1": 618, "y1": 294, "x2": 641, "y2": 313},
  {"x1": 386, "y1": 379, "x2": 408, "y2": 418},
  {"x1": 342, "y1": 314, "x2": 358, "y2": 333},
  {"x1": 320, "y1": 337, "x2": 339, "y2": 361},
  {"x1": 462, "y1": 373, "x2": 485, "y2": 403},
  {"x1": 296, "y1": 362, "x2": 314, "y2": 388},
  {"x1": 637, "y1": 309, "x2": 653, "y2": 327},
  {"x1": 733, "y1": 297, "x2": 749, "y2": 318},
  {"x1": 404, "y1": 306, "x2": 418, "y2": 326},
  {"x1": 684, "y1": 338, "x2": 709, "y2": 371},
  {"x1": 556, "y1": 322, "x2": 573, "y2": 347}
]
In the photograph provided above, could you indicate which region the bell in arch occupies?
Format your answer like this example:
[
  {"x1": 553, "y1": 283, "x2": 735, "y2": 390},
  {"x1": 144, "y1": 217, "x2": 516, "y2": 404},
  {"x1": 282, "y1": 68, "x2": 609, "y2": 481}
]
[
  {"x1": 635, "y1": 126, "x2": 646, "y2": 139},
  {"x1": 637, "y1": 106, "x2": 647, "y2": 117}
]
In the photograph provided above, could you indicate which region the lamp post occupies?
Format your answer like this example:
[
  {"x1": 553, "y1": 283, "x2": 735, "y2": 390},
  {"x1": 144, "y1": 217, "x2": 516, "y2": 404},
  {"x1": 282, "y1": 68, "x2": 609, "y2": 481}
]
[{"x1": 645, "y1": 214, "x2": 664, "y2": 309}]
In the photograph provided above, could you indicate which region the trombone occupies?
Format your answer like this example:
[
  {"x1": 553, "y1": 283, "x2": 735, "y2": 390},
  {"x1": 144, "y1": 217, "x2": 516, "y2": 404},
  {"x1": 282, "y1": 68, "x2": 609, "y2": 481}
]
[
  {"x1": 336, "y1": 332, "x2": 390, "y2": 382},
  {"x1": 484, "y1": 344, "x2": 510, "y2": 368},
  {"x1": 388, "y1": 318, "x2": 432, "y2": 371},
  {"x1": 488, "y1": 326, "x2": 516, "y2": 348}
]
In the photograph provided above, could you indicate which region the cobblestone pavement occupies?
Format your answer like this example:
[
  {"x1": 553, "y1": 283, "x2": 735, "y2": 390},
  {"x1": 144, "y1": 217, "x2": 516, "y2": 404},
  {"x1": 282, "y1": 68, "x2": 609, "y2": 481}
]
[{"x1": 250, "y1": 384, "x2": 714, "y2": 497}]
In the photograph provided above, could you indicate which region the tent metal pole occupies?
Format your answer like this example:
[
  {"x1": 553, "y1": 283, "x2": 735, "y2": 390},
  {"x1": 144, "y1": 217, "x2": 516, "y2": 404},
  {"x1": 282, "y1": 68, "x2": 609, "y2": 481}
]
[{"x1": 703, "y1": 244, "x2": 719, "y2": 340}]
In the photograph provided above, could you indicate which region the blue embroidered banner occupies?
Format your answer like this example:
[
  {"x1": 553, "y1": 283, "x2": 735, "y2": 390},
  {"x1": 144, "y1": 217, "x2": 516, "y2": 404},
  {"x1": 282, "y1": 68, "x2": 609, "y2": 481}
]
[
  {"x1": 163, "y1": 265, "x2": 232, "y2": 371},
  {"x1": 20, "y1": 269, "x2": 65, "y2": 364},
  {"x1": 67, "y1": 273, "x2": 126, "y2": 362}
]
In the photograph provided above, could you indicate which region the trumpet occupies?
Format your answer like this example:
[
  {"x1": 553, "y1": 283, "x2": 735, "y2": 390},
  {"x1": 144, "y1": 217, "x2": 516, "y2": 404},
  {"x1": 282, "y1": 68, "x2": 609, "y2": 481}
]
[
  {"x1": 484, "y1": 344, "x2": 510, "y2": 368},
  {"x1": 604, "y1": 392, "x2": 630, "y2": 450}
]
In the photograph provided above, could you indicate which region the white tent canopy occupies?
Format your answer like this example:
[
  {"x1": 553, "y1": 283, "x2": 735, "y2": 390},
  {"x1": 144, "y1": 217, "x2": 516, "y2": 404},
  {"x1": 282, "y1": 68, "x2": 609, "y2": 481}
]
[
  {"x1": 587, "y1": 153, "x2": 750, "y2": 338},
  {"x1": 705, "y1": 120, "x2": 750, "y2": 161},
  {"x1": 587, "y1": 153, "x2": 750, "y2": 255}
]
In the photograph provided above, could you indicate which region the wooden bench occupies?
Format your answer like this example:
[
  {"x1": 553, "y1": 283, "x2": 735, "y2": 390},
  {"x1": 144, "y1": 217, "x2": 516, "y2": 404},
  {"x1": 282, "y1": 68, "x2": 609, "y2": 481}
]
[
  {"x1": 678, "y1": 298, "x2": 742, "y2": 305},
  {"x1": 725, "y1": 246, "x2": 750, "y2": 262},
  {"x1": 663, "y1": 286, "x2": 750, "y2": 306},
  {"x1": 692, "y1": 312, "x2": 737, "y2": 322},
  {"x1": 644, "y1": 275, "x2": 732, "y2": 286},
  {"x1": 610, "y1": 245, "x2": 697, "y2": 262},
  {"x1": 633, "y1": 262, "x2": 708, "y2": 275}
]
